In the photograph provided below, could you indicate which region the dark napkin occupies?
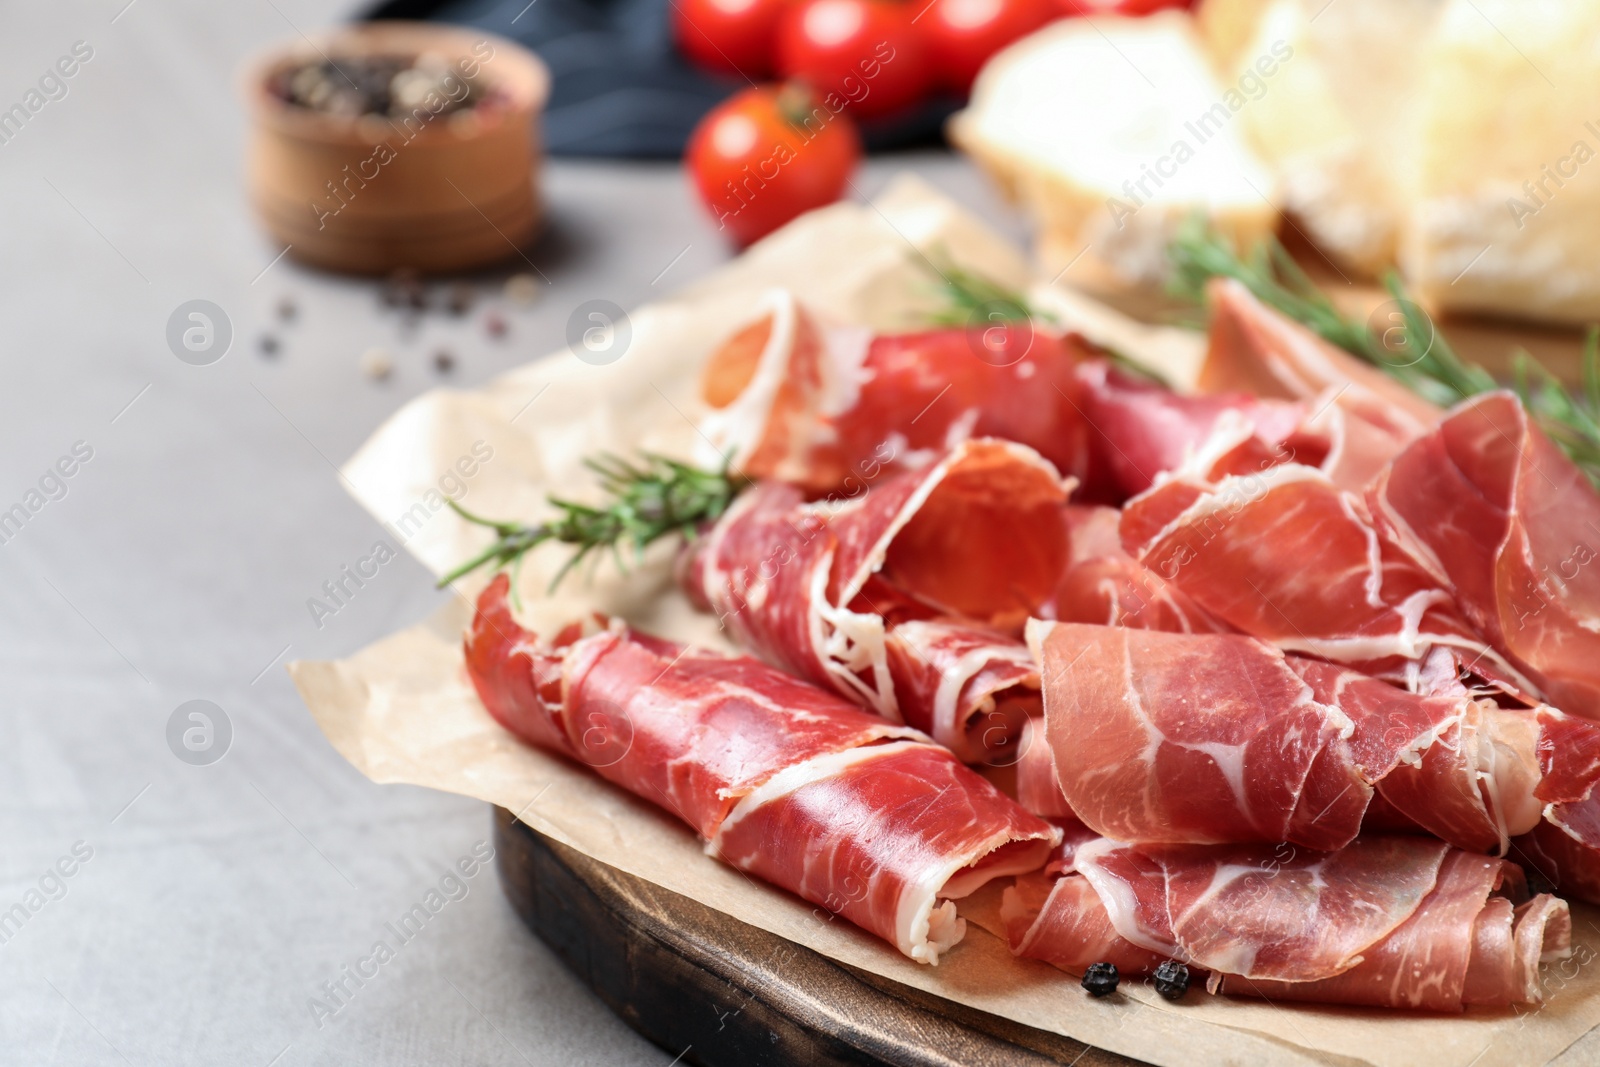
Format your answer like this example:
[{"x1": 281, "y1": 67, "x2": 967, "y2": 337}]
[{"x1": 364, "y1": 0, "x2": 958, "y2": 157}]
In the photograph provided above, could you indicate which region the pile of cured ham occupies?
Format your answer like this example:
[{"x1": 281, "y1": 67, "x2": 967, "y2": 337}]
[{"x1": 463, "y1": 278, "x2": 1600, "y2": 1013}]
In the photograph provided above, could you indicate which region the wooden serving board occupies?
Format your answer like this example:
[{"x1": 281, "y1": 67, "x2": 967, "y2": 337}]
[{"x1": 490, "y1": 807, "x2": 1146, "y2": 1067}]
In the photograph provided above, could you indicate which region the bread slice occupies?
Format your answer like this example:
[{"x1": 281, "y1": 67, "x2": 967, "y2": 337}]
[
  {"x1": 1401, "y1": 0, "x2": 1600, "y2": 324},
  {"x1": 1198, "y1": 0, "x2": 1446, "y2": 277},
  {"x1": 949, "y1": 13, "x2": 1278, "y2": 292}
]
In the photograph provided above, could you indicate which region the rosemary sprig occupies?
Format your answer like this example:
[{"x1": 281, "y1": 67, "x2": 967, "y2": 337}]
[
  {"x1": 437, "y1": 453, "x2": 743, "y2": 596},
  {"x1": 920, "y1": 255, "x2": 1172, "y2": 387},
  {"x1": 1168, "y1": 217, "x2": 1375, "y2": 358},
  {"x1": 1514, "y1": 328, "x2": 1600, "y2": 478},
  {"x1": 1167, "y1": 220, "x2": 1600, "y2": 484},
  {"x1": 922, "y1": 258, "x2": 1043, "y2": 328}
]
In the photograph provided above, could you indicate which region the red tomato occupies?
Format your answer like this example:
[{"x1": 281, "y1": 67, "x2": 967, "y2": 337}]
[
  {"x1": 1057, "y1": 0, "x2": 1192, "y2": 14},
  {"x1": 672, "y1": 0, "x2": 792, "y2": 78},
  {"x1": 920, "y1": 0, "x2": 1058, "y2": 93},
  {"x1": 686, "y1": 83, "x2": 863, "y2": 246},
  {"x1": 776, "y1": 0, "x2": 932, "y2": 122}
]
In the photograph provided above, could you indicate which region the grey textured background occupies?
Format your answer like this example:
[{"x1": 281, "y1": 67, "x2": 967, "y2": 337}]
[{"x1": 0, "y1": 2, "x2": 1025, "y2": 1064}]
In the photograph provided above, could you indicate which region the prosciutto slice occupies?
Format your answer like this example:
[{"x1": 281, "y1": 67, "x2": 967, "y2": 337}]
[
  {"x1": 1514, "y1": 793, "x2": 1600, "y2": 904},
  {"x1": 1005, "y1": 835, "x2": 1571, "y2": 1011},
  {"x1": 1027, "y1": 620, "x2": 1591, "y2": 853},
  {"x1": 1014, "y1": 718, "x2": 1078, "y2": 821},
  {"x1": 1047, "y1": 504, "x2": 1229, "y2": 634},
  {"x1": 1120, "y1": 451, "x2": 1533, "y2": 693},
  {"x1": 1002, "y1": 822, "x2": 1167, "y2": 976},
  {"x1": 699, "y1": 289, "x2": 1094, "y2": 493},
  {"x1": 683, "y1": 438, "x2": 1069, "y2": 760},
  {"x1": 465, "y1": 575, "x2": 1057, "y2": 964},
  {"x1": 1202, "y1": 279, "x2": 1441, "y2": 422},
  {"x1": 1370, "y1": 391, "x2": 1600, "y2": 720},
  {"x1": 883, "y1": 620, "x2": 1040, "y2": 766},
  {"x1": 1496, "y1": 705, "x2": 1600, "y2": 904},
  {"x1": 1200, "y1": 278, "x2": 1438, "y2": 490},
  {"x1": 1075, "y1": 359, "x2": 1305, "y2": 500}
]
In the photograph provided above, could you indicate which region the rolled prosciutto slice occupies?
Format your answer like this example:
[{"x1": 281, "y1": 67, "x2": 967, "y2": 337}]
[
  {"x1": 1370, "y1": 391, "x2": 1600, "y2": 721},
  {"x1": 883, "y1": 620, "x2": 1040, "y2": 766},
  {"x1": 1004, "y1": 836, "x2": 1571, "y2": 1011},
  {"x1": 682, "y1": 437, "x2": 1069, "y2": 760},
  {"x1": 1504, "y1": 708, "x2": 1600, "y2": 902},
  {"x1": 465, "y1": 575, "x2": 1058, "y2": 964},
  {"x1": 1026, "y1": 620, "x2": 1599, "y2": 853},
  {"x1": 1515, "y1": 793, "x2": 1600, "y2": 904},
  {"x1": 698, "y1": 288, "x2": 1094, "y2": 494}
]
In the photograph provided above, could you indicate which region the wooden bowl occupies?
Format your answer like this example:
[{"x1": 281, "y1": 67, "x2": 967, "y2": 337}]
[{"x1": 244, "y1": 22, "x2": 548, "y2": 275}]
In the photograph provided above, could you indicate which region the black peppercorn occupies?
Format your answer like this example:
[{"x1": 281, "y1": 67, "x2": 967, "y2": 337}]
[
  {"x1": 1526, "y1": 869, "x2": 1557, "y2": 897},
  {"x1": 382, "y1": 269, "x2": 422, "y2": 310},
  {"x1": 1080, "y1": 962, "x2": 1118, "y2": 997},
  {"x1": 259, "y1": 334, "x2": 280, "y2": 357},
  {"x1": 277, "y1": 55, "x2": 484, "y2": 119},
  {"x1": 433, "y1": 349, "x2": 456, "y2": 374},
  {"x1": 1153, "y1": 960, "x2": 1189, "y2": 1001}
]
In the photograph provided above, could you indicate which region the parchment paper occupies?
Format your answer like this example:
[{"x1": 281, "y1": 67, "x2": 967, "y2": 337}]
[{"x1": 290, "y1": 175, "x2": 1600, "y2": 1067}]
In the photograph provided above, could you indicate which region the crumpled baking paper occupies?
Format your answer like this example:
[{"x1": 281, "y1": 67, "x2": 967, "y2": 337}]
[{"x1": 290, "y1": 175, "x2": 1600, "y2": 1067}]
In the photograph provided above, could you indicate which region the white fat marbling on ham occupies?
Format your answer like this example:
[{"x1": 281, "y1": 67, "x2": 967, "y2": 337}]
[
  {"x1": 682, "y1": 439, "x2": 1067, "y2": 759},
  {"x1": 1010, "y1": 833, "x2": 1570, "y2": 1009},
  {"x1": 1120, "y1": 446, "x2": 1532, "y2": 691},
  {"x1": 698, "y1": 288, "x2": 802, "y2": 476},
  {"x1": 1371, "y1": 391, "x2": 1600, "y2": 719},
  {"x1": 465, "y1": 578, "x2": 1056, "y2": 966},
  {"x1": 1030, "y1": 621, "x2": 1599, "y2": 855},
  {"x1": 710, "y1": 739, "x2": 1059, "y2": 963},
  {"x1": 694, "y1": 289, "x2": 1094, "y2": 495}
]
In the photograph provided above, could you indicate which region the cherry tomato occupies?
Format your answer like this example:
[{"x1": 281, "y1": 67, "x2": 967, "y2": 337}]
[
  {"x1": 686, "y1": 83, "x2": 863, "y2": 246},
  {"x1": 776, "y1": 0, "x2": 931, "y2": 122},
  {"x1": 920, "y1": 0, "x2": 1058, "y2": 94},
  {"x1": 672, "y1": 0, "x2": 792, "y2": 78},
  {"x1": 1057, "y1": 0, "x2": 1192, "y2": 14}
]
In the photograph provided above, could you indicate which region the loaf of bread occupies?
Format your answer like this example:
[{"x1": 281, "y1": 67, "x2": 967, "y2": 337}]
[
  {"x1": 949, "y1": 13, "x2": 1279, "y2": 292},
  {"x1": 1401, "y1": 0, "x2": 1600, "y2": 324},
  {"x1": 1200, "y1": 0, "x2": 1446, "y2": 277}
]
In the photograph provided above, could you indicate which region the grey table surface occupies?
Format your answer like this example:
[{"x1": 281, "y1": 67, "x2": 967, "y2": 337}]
[{"x1": 0, "y1": 3, "x2": 1031, "y2": 1064}]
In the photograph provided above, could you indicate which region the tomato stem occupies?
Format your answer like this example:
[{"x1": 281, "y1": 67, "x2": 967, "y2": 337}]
[{"x1": 775, "y1": 80, "x2": 820, "y2": 132}]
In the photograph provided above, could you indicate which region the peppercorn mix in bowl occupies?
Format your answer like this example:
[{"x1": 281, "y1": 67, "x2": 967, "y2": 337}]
[{"x1": 245, "y1": 22, "x2": 548, "y2": 275}]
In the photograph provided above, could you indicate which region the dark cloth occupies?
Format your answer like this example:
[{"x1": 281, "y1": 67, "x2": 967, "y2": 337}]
[{"x1": 364, "y1": 0, "x2": 957, "y2": 158}]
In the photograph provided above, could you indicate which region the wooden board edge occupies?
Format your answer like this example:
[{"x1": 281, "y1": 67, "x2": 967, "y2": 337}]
[{"x1": 490, "y1": 806, "x2": 1146, "y2": 1067}]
